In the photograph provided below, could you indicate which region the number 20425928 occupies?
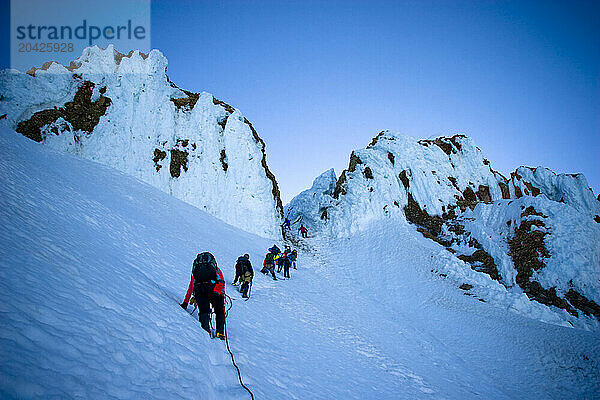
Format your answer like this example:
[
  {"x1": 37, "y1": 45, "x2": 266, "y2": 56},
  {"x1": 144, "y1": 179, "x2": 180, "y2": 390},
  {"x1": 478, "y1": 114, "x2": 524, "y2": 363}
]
[{"x1": 18, "y1": 42, "x2": 74, "y2": 52}]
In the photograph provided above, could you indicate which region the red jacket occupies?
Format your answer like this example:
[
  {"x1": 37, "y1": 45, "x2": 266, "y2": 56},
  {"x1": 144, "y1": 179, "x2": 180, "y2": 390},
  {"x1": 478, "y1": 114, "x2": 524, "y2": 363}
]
[{"x1": 183, "y1": 267, "x2": 225, "y2": 303}]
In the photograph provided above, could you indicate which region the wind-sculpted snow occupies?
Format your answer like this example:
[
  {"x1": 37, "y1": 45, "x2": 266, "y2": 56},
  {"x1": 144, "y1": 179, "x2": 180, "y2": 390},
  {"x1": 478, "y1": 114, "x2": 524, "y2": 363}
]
[
  {"x1": 288, "y1": 131, "x2": 600, "y2": 327},
  {"x1": 289, "y1": 132, "x2": 507, "y2": 237},
  {"x1": 508, "y1": 166, "x2": 600, "y2": 217},
  {"x1": 284, "y1": 168, "x2": 337, "y2": 232},
  {"x1": 444, "y1": 197, "x2": 600, "y2": 325},
  {"x1": 0, "y1": 45, "x2": 282, "y2": 238}
]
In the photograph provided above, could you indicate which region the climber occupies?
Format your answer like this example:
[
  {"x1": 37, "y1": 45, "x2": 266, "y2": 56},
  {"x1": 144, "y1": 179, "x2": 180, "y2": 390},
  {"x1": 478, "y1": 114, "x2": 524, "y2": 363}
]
[
  {"x1": 280, "y1": 246, "x2": 291, "y2": 278},
  {"x1": 180, "y1": 252, "x2": 226, "y2": 340},
  {"x1": 235, "y1": 253, "x2": 254, "y2": 298},
  {"x1": 282, "y1": 217, "x2": 291, "y2": 230},
  {"x1": 269, "y1": 244, "x2": 281, "y2": 255},
  {"x1": 232, "y1": 254, "x2": 244, "y2": 286},
  {"x1": 299, "y1": 224, "x2": 308, "y2": 238},
  {"x1": 261, "y1": 251, "x2": 277, "y2": 280},
  {"x1": 290, "y1": 249, "x2": 298, "y2": 269},
  {"x1": 277, "y1": 246, "x2": 289, "y2": 273},
  {"x1": 282, "y1": 251, "x2": 291, "y2": 278}
]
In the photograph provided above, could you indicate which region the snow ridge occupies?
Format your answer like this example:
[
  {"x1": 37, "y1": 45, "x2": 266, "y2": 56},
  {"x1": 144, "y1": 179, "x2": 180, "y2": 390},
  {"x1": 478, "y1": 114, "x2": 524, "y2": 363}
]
[
  {"x1": 287, "y1": 130, "x2": 600, "y2": 328},
  {"x1": 0, "y1": 45, "x2": 283, "y2": 238}
]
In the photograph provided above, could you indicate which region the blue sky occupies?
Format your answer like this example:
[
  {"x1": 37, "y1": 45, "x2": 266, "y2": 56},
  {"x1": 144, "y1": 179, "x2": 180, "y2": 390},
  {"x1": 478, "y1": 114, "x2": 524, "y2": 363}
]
[{"x1": 1, "y1": 0, "x2": 598, "y2": 203}]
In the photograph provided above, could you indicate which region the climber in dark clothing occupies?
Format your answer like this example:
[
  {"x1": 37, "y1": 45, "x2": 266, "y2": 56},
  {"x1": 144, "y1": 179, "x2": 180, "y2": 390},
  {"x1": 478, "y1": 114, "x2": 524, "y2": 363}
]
[
  {"x1": 282, "y1": 217, "x2": 291, "y2": 230},
  {"x1": 290, "y1": 249, "x2": 298, "y2": 269},
  {"x1": 232, "y1": 254, "x2": 244, "y2": 285},
  {"x1": 269, "y1": 244, "x2": 281, "y2": 255},
  {"x1": 281, "y1": 246, "x2": 291, "y2": 278},
  {"x1": 261, "y1": 252, "x2": 277, "y2": 280},
  {"x1": 180, "y1": 252, "x2": 226, "y2": 339},
  {"x1": 235, "y1": 254, "x2": 254, "y2": 298}
]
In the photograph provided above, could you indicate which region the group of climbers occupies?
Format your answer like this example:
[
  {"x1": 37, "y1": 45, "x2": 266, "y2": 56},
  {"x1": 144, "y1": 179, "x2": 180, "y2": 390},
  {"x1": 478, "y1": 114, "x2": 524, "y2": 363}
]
[
  {"x1": 180, "y1": 244, "x2": 299, "y2": 339},
  {"x1": 261, "y1": 244, "x2": 297, "y2": 279},
  {"x1": 282, "y1": 217, "x2": 309, "y2": 239}
]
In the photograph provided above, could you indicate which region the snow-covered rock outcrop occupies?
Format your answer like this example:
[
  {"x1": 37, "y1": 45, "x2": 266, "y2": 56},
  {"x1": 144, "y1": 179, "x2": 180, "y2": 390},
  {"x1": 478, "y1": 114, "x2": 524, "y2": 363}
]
[
  {"x1": 284, "y1": 168, "x2": 337, "y2": 232},
  {"x1": 288, "y1": 132, "x2": 509, "y2": 236},
  {"x1": 287, "y1": 130, "x2": 600, "y2": 325},
  {"x1": 0, "y1": 45, "x2": 283, "y2": 238},
  {"x1": 507, "y1": 166, "x2": 600, "y2": 217}
]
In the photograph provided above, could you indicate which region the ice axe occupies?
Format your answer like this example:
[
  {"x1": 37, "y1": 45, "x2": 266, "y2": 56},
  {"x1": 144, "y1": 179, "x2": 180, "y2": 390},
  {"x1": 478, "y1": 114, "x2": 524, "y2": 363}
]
[{"x1": 246, "y1": 281, "x2": 252, "y2": 300}]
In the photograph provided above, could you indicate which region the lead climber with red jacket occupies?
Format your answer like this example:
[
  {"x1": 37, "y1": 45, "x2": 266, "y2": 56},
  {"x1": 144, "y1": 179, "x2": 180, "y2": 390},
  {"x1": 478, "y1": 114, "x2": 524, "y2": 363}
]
[{"x1": 180, "y1": 252, "x2": 226, "y2": 340}]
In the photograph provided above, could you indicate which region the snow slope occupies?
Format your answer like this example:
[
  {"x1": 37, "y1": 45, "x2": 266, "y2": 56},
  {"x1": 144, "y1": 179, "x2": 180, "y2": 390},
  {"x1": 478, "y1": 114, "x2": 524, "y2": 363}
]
[
  {"x1": 0, "y1": 45, "x2": 282, "y2": 238},
  {"x1": 1, "y1": 126, "x2": 599, "y2": 399},
  {"x1": 0, "y1": 126, "x2": 275, "y2": 399}
]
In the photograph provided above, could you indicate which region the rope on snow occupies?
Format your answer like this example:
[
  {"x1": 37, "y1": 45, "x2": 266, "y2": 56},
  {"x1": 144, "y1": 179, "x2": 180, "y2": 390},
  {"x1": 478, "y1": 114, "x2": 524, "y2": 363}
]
[{"x1": 224, "y1": 293, "x2": 255, "y2": 400}]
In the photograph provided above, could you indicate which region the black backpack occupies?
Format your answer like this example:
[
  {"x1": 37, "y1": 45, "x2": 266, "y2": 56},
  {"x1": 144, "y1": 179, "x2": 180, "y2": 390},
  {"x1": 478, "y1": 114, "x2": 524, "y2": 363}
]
[
  {"x1": 236, "y1": 256, "x2": 250, "y2": 274},
  {"x1": 192, "y1": 252, "x2": 217, "y2": 283},
  {"x1": 265, "y1": 252, "x2": 274, "y2": 265}
]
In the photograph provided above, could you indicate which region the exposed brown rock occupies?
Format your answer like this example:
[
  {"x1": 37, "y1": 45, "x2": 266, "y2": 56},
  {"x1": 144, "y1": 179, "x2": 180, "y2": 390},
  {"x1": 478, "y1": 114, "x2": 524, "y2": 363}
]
[
  {"x1": 348, "y1": 152, "x2": 363, "y2": 172},
  {"x1": 387, "y1": 152, "x2": 395, "y2": 165},
  {"x1": 442, "y1": 206, "x2": 457, "y2": 220},
  {"x1": 476, "y1": 185, "x2": 491, "y2": 203},
  {"x1": 448, "y1": 176, "x2": 460, "y2": 191},
  {"x1": 220, "y1": 149, "x2": 228, "y2": 172},
  {"x1": 463, "y1": 187, "x2": 477, "y2": 202},
  {"x1": 363, "y1": 166, "x2": 373, "y2": 179},
  {"x1": 16, "y1": 81, "x2": 111, "y2": 142},
  {"x1": 367, "y1": 131, "x2": 386, "y2": 148},
  {"x1": 212, "y1": 96, "x2": 235, "y2": 114},
  {"x1": 153, "y1": 148, "x2": 166, "y2": 172},
  {"x1": 417, "y1": 227, "x2": 450, "y2": 246},
  {"x1": 523, "y1": 181, "x2": 541, "y2": 196},
  {"x1": 333, "y1": 171, "x2": 347, "y2": 199},
  {"x1": 171, "y1": 89, "x2": 199, "y2": 110},
  {"x1": 0, "y1": 114, "x2": 7, "y2": 120},
  {"x1": 448, "y1": 135, "x2": 465, "y2": 152},
  {"x1": 498, "y1": 182, "x2": 510, "y2": 199},
  {"x1": 417, "y1": 135, "x2": 466, "y2": 155},
  {"x1": 218, "y1": 116, "x2": 229, "y2": 131},
  {"x1": 447, "y1": 222, "x2": 465, "y2": 235},
  {"x1": 521, "y1": 206, "x2": 546, "y2": 218},
  {"x1": 404, "y1": 193, "x2": 444, "y2": 236},
  {"x1": 169, "y1": 149, "x2": 188, "y2": 178},
  {"x1": 399, "y1": 170, "x2": 409, "y2": 190},
  {"x1": 508, "y1": 211, "x2": 578, "y2": 316},
  {"x1": 457, "y1": 250, "x2": 499, "y2": 281},
  {"x1": 565, "y1": 290, "x2": 600, "y2": 319},
  {"x1": 459, "y1": 283, "x2": 473, "y2": 291},
  {"x1": 320, "y1": 208, "x2": 328, "y2": 220},
  {"x1": 242, "y1": 117, "x2": 283, "y2": 218},
  {"x1": 113, "y1": 49, "x2": 149, "y2": 64},
  {"x1": 333, "y1": 152, "x2": 364, "y2": 199},
  {"x1": 514, "y1": 186, "x2": 523, "y2": 198}
]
